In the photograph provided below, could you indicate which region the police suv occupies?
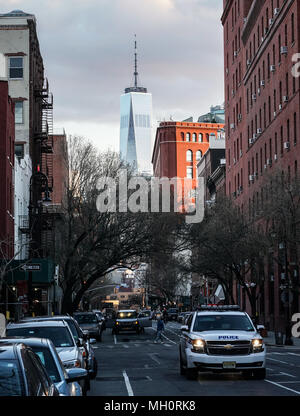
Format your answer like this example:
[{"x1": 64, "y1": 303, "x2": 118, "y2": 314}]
[{"x1": 179, "y1": 306, "x2": 266, "y2": 380}]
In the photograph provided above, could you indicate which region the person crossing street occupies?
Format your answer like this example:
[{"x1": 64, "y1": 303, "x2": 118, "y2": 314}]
[{"x1": 154, "y1": 315, "x2": 165, "y2": 343}]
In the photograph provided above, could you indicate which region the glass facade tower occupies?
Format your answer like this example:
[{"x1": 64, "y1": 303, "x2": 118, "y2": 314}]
[{"x1": 119, "y1": 38, "x2": 153, "y2": 175}]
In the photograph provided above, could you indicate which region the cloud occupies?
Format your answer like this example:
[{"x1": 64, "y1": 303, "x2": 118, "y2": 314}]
[{"x1": 0, "y1": 0, "x2": 224, "y2": 152}]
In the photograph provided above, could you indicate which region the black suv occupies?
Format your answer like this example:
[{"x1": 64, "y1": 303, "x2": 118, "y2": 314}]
[{"x1": 167, "y1": 308, "x2": 179, "y2": 321}]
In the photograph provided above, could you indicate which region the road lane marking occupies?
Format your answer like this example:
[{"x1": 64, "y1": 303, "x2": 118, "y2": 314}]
[
  {"x1": 266, "y1": 357, "x2": 290, "y2": 364},
  {"x1": 123, "y1": 345, "x2": 129, "y2": 348},
  {"x1": 277, "y1": 381, "x2": 300, "y2": 384},
  {"x1": 149, "y1": 326, "x2": 177, "y2": 344},
  {"x1": 265, "y1": 379, "x2": 300, "y2": 395},
  {"x1": 144, "y1": 364, "x2": 150, "y2": 369},
  {"x1": 146, "y1": 376, "x2": 152, "y2": 381},
  {"x1": 122, "y1": 370, "x2": 134, "y2": 396},
  {"x1": 163, "y1": 343, "x2": 172, "y2": 347},
  {"x1": 266, "y1": 367, "x2": 274, "y2": 371},
  {"x1": 165, "y1": 327, "x2": 181, "y2": 338},
  {"x1": 287, "y1": 352, "x2": 300, "y2": 357},
  {"x1": 114, "y1": 335, "x2": 117, "y2": 344},
  {"x1": 280, "y1": 372, "x2": 296, "y2": 378},
  {"x1": 149, "y1": 353, "x2": 161, "y2": 365}
]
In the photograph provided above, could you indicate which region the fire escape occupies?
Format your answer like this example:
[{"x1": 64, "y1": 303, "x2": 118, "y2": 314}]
[{"x1": 32, "y1": 78, "x2": 55, "y2": 258}]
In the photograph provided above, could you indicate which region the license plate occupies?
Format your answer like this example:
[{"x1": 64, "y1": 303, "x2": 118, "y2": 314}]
[{"x1": 223, "y1": 361, "x2": 236, "y2": 369}]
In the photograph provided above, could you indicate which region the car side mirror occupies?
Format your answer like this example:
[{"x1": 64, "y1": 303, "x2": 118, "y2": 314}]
[
  {"x1": 76, "y1": 339, "x2": 83, "y2": 347},
  {"x1": 65, "y1": 368, "x2": 88, "y2": 383},
  {"x1": 181, "y1": 325, "x2": 189, "y2": 332}
]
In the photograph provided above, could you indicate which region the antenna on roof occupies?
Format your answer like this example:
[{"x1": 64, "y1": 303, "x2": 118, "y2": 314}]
[{"x1": 134, "y1": 34, "x2": 138, "y2": 88}]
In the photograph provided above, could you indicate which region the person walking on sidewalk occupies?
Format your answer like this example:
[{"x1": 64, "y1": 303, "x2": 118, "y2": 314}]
[{"x1": 154, "y1": 316, "x2": 165, "y2": 343}]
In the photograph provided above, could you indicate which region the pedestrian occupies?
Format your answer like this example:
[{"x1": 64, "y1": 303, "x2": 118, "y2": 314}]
[{"x1": 154, "y1": 316, "x2": 165, "y2": 343}]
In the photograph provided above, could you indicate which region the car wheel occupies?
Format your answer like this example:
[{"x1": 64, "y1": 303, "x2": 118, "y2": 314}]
[
  {"x1": 252, "y1": 368, "x2": 266, "y2": 380},
  {"x1": 179, "y1": 349, "x2": 186, "y2": 375},
  {"x1": 90, "y1": 359, "x2": 98, "y2": 379},
  {"x1": 186, "y1": 367, "x2": 198, "y2": 380}
]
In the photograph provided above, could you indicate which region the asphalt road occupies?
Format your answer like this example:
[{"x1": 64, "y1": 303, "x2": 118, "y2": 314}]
[{"x1": 88, "y1": 321, "x2": 300, "y2": 396}]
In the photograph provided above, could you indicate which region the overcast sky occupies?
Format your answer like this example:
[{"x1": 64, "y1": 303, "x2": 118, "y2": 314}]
[{"x1": 1, "y1": 0, "x2": 224, "y2": 153}]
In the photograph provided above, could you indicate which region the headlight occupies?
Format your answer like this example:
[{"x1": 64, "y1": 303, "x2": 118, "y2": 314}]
[
  {"x1": 251, "y1": 338, "x2": 264, "y2": 353},
  {"x1": 191, "y1": 339, "x2": 206, "y2": 353},
  {"x1": 116, "y1": 322, "x2": 119, "y2": 325},
  {"x1": 135, "y1": 321, "x2": 139, "y2": 325}
]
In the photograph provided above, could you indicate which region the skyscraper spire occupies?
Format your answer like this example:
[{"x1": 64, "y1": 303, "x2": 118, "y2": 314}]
[
  {"x1": 134, "y1": 34, "x2": 138, "y2": 88},
  {"x1": 125, "y1": 35, "x2": 147, "y2": 94}
]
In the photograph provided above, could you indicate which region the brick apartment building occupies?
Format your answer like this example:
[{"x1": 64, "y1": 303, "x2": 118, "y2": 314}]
[
  {"x1": 0, "y1": 80, "x2": 15, "y2": 258},
  {"x1": 221, "y1": 0, "x2": 300, "y2": 329},
  {"x1": 152, "y1": 120, "x2": 225, "y2": 209}
]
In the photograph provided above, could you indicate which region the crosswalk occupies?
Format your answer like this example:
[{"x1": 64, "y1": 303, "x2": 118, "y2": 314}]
[{"x1": 102, "y1": 342, "x2": 173, "y2": 349}]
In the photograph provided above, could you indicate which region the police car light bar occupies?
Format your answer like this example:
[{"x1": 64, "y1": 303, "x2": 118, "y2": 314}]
[{"x1": 199, "y1": 305, "x2": 240, "y2": 311}]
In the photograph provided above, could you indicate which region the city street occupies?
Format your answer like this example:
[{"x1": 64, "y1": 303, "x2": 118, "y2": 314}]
[{"x1": 88, "y1": 321, "x2": 300, "y2": 397}]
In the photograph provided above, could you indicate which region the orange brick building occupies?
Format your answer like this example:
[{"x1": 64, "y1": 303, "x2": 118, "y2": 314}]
[{"x1": 152, "y1": 121, "x2": 225, "y2": 209}]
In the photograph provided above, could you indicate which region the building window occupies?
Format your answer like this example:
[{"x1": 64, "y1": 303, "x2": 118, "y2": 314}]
[
  {"x1": 181, "y1": 132, "x2": 184, "y2": 141},
  {"x1": 186, "y1": 167, "x2": 193, "y2": 179},
  {"x1": 15, "y1": 101, "x2": 24, "y2": 124},
  {"x1": 192, "y1": 133, "x2": 196, "y2": 142},
  {"x1": 15, "y1": 143, "x2": 24, "y2": 160},
  {"x1": 9, "y1": 57, "x2": 23, "y2": 79},
  {"x1": 186, "y1": 133, "x2": 190, "y2": 142},
  {"x1": 199, "y1": 133, "x2": 203, "y2": 142},
  {"x1": 196, "y1": 150, "x2": 202, "y2": 161},
  {"x1": 186, "y1": 150, "x2": 193, "y2": 162}
]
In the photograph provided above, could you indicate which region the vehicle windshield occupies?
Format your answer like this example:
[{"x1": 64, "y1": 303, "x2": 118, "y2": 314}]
[
  {"x1": 117, "y1": 311, "x2": 137, "y2": 319},
  {"x1": 0, "y1": 360, "x2": 23, "y2": 396},
  {"x1": 193, "y1": 314, "x2": 255, "y2": 332},
  {"x1": 74, "y1": 314, "x2": 98, "y2": 324},
  {"x1": 6, "y1": 327, "x2": 75, "y2": 348},
  {"x1": 32, "y1": 347, "x2": 61, "y2": 383},
  {"x1": 64, "y1": 320, "x2": 80, "y2": 341}
]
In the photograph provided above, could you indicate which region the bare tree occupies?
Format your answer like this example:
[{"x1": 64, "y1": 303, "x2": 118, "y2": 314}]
[
  {"x1": 261, "y1": 168, "x2": 300, "y2": 342},
  {"x1": 56, "y1": 136, "x2": 181, "y2": 313},
  {"x1": 183, "y1": 196, "x2": 267, "y2": 319}
]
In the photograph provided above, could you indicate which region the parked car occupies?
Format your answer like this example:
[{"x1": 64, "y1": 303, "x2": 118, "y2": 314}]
[
  {"x1": 20, "y1": 315, "x2": 98, "y2": 380},
  {"x1": 0, "y1": 342, "x2": 59, "y2": 396},
  {"x1": 0, "y1": 337, "x2": 87, "y2": 396},
  {"x1": 178, "y1": 311, "x2": 192, "y2": 324},
  {"x1": 137, "y1": 310, "x2": 153, "y2": 329},
  {"x1": 6, "y1": 320, "x2": 89, "y2": 394},
  {"x1": 73, "y1": 311, "x2": 104, "y2": 342},
  {"x1": 92, "y1": 310, "x2": 106, "y2": 330},
  {"x1": 167, "y1": 308, "x2": 179, "y2": 321},
  {"x1": 112, "y1": 310, "x2": 141, "y2": 334}
]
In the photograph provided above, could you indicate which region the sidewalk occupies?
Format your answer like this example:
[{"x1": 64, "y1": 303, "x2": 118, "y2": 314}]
[{"x1": 263, "y1": 330, "x2": 300, "y2": 347}]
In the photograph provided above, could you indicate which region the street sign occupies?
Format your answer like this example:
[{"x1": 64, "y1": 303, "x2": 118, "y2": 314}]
[{"x1": 20, "y1": 264, "x2": 41, "y2": 271}]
